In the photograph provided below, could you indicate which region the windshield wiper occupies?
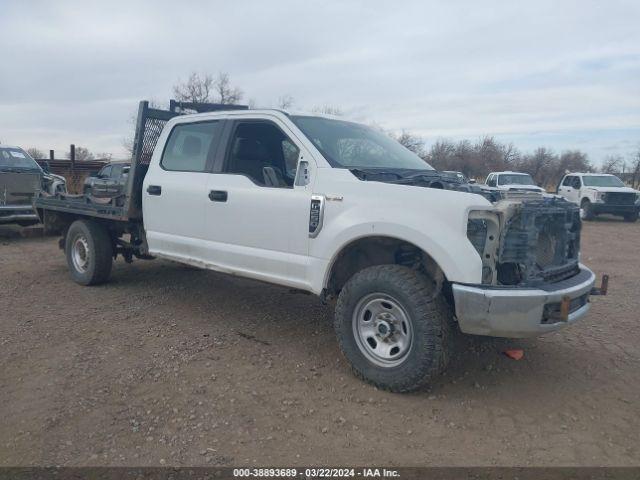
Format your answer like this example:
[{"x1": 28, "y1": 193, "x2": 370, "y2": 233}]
[{"x1": 349, "y1": 168, "x2": 404, "y2": 180}]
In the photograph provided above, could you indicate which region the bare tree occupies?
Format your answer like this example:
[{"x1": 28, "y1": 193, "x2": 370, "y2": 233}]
[
  {"x1": 66, "y1": 146, "x2": 94, "y2": 161},
  {"x1": 312, "y1": 105, "x2": 343, "y2": 116},
  {"x1": 277, "y1": 94, "x2": 295, "y2": 110},
  {"x1": 600, "y1": 155, "x2": 623, "y2": 174},
  {"x1": 173, "y1": 71, "x2": 243, "y2": 104},
  {"x1": 26, "y1": 147, "x2": 44, "y2": 159},
  {"x1": 95, "y1": 152, "x2": 113, "y2": 161},
  {"x1": 173, "y1": 72, "x2": 214, "y2": 103},
  {"x1": 517, "y1": 147, "x2": 556, "y2": 188},
  {"x1": 213, "y1": 72, "x2": 243, "y2": 104},
  {"x1": 393, "y1": 131, "x2": 425, "y2": 157}
]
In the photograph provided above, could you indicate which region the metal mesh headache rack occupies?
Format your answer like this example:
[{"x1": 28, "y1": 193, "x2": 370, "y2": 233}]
[
  {"x1": 34, "y1": 99, "x2": 248, "y2": 223},
  {"x1": 125, "y1": 100, "x2": 248, "y2": 219}
]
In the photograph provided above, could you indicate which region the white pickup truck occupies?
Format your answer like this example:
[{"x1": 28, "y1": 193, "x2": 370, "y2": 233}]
[
  {"x1": 484, "y1": 171, "x2": 545, "y2": 193},
  {"x1": 35, "y1": 101, "x2": 605, "y2": 392},
  {"x1": 557, "y1": 173, "x2": 639, "y2": 222}
]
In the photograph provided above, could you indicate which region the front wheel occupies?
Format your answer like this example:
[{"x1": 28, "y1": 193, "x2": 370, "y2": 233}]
[
  {"x1": 65, "y1": 219, "x2": 113, "y2": 285},
  {"x1": 334, "y1": 265, "x2": 453, "y2": 393},
  {"x1": 580, "y1": 199, "x2": 595, "y2": 221},
  {"x1": 623, "y1": 213, "x2": 638, "y2": 223}
]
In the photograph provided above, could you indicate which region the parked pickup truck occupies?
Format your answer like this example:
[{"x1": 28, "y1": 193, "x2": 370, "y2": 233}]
[
  {"x1": 1, "y1": 145, "x2": 66, "y2": 225},
  {"x1": 557, "y1": 173, "x2": 639, "y2": 222},
  {"x1": 35, "y1": 101, "x2": 606, "y2": 392},
  {"x1": 484, "y1": 171, "x2": 545, "y2": 193}
]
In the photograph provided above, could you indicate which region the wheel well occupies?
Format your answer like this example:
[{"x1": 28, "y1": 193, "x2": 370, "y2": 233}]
[
  {"x1": 580, "y1": 197, "x2": 590, "y2": 205},
  {"x1": 326, "y1": 236, "x2": 445, "y2": 297}
]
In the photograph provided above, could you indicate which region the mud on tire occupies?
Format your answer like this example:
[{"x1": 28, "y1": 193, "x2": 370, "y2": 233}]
[
  {"x1": 334, "y1": 265, "x2": 453, "y2": 393},
  {"x1": 65, "y1": 219, "x2": 113, "y2": 286}
]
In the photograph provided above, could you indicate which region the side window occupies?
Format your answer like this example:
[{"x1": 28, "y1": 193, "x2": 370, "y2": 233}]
[
  {"x1": 486, "y1": 174, "x2": 495, "y2": 187},
  {"x1": 562, "y1": 176, "x2": 573, "y2": 187},
  {"x1": 161, "y1": 121, "x2": 222, "y2": 172},
  {"x1": 225, "y1": 122, "x2": 299, "y2": 188},
  {"x1": 572, "y1": 177, "x2": 581, "y2": 189},
  {"x1": 111, "y1": 165, "x2": 123, "y2": 178}
]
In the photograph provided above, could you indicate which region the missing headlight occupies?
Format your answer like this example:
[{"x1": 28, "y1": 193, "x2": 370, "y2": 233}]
[
  {"x1": 467, "y1": 219, "x2": 488, "y2": 256},
  {"x1": 467, "y1": 210, "x2": 501, "y2": 284}
]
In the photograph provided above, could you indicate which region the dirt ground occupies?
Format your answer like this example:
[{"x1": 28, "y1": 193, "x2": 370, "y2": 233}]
[{"x1": 1, "y1": 218, "x2": 639, "y2": 467}]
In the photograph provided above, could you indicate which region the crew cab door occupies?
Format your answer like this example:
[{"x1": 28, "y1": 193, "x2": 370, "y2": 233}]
[
  {"x1": 201, "y1": 117, "x2": 314, "y2": 289},
  {"x1": 143, "y1": 119, "x2": 225, "y2": 259},
  {"x1": 559, "y1": 175, "x2": 581, "y2": 204}
]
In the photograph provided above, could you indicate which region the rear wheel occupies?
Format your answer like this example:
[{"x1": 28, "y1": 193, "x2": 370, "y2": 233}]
[
  {"x1": 65, "y1": 219, "x2": 113, "y2": 285},
  {"x1": 580, "y1": 199, "x2": 595, "y2": 221},
  {"x1": 334, "y1": 265, "x2": 453, "y2": 393},
  {"x1": 623, "y1": 213, "x2": 638, "y2": 223}
]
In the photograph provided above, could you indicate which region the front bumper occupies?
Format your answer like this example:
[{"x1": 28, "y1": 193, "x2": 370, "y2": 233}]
[
  {"x1": 0, "y1": 206, "x2": 39, "y2": 225},
  {"x1": 452, "y1": 265, "x2": 596, "y2": 338},
  {"x1": 591, "y1": 203, "x2": 639, "y2": 216}
]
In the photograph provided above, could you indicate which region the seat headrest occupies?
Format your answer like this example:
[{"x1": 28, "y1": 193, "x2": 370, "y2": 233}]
[
  {"x1": 182, "y1": 135, "x2": 202, "y2": 157},
  {"x1": 234, "y1": 138, "x2": 268, "y2": 161}
]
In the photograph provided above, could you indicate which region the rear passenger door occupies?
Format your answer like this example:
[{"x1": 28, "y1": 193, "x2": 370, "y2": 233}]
[
  {"x1": 143, "y1": 119, "x2": 225, "y2": 261},
  {"x1": 559, "y1": 175, "x2": 580, "y2": 204}
]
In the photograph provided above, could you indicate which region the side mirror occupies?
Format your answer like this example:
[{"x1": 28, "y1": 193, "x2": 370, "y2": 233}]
[{"x1": 295, "y1": 159, "x2": 310, "y2": 186}]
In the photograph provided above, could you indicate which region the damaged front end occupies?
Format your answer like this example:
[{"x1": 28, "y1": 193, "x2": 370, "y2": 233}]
[
  {"x1": 456, "y1": 193, "x2": 600, "y2": 338},
  {"x1": 468, "y1": 194, "x2": 581, "y2": 287}
]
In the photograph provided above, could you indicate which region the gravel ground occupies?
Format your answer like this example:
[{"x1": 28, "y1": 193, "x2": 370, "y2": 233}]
[{"x1": 0, "y1": 218, "x2": 639, "y2": 467}]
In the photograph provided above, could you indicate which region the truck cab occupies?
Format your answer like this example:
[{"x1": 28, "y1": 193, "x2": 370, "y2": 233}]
[
  {"x1": 35, "y1": 101, "x2": 605, "y2": 393},
  {"x1": 557, "y1": 173, "x2": 639, "y2": 222}
]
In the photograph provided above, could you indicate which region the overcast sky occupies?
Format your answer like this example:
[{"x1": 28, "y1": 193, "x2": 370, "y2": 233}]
[{"x1": 1, "y1": 0, "x2": 639, "y2": 165}]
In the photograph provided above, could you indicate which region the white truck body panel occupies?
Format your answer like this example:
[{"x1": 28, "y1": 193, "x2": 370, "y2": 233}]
[{"x1": 143, "y1": 111, "x2": 492, "y2": 294}]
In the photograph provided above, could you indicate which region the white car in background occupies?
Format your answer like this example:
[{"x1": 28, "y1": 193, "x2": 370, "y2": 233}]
[
  {"x1": 557, "y1": 173, "x2": 640, "y2": 222},
  {"x1": 484, "y1": 171, "x2": 545, "y2": 193}
]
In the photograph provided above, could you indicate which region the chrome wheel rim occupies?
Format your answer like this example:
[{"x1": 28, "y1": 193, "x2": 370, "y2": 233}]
[
  {"x1": 71, "y1": 236, "x2": 90, "y2": 273},
  {"x1": 352, "y1": 293, "x2": 413, "y2": 367}
]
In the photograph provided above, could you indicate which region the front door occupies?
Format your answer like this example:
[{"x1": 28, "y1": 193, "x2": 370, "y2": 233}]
[{"x1": 201, "y1": 119, "x2": 314, "y2": 289}]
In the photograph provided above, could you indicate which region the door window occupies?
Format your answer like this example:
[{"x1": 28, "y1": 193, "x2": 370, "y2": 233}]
[
  {"x1": 572, "y1": 177, "x2": 582, "y2": 189},
  {"x1": 111, "y1": 164, "x2": 123, "y2": 178},
  {"x1": 562, "y1": 176, "x2": 573, "y2": 187},
  {"x1": 161, "y1": 121, "x2": 222, "y2": 172},
  {"x1": 225, "y1": 122, "x2": 300, "y2": 188}
]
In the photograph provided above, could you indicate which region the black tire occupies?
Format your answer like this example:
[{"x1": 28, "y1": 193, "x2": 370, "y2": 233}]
[
  {"x1": 334, "y1": 265, "x2": 453, "y2": 393},
  {"x1": 623, "y1": 213, "x2": 638, "y2": 223},
  {"x1": 64, "y1": 219, "x2": 113, "y2": 285},
  {"x1": 581, "y1": 199, "x2": 595, "y2": 221}
]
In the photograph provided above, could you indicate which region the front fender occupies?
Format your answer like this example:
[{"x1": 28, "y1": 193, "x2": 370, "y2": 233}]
[{"x1": 309, "y1": 218, "x2": 484, "y2": 294}]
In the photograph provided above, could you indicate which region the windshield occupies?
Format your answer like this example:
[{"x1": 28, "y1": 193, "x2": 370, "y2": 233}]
[
  {"x1": 0, "y1": 147, "x2": 41, "y2": 171},
  {"x1": 498, "y1": 174, "x2": 536, "y2": 186},
  {"x1": 291, "y1": 116, "x2": 433, "y2": 171},
  {"x1": 582, "y1": 175, "x2": 625, "y2": 187}
]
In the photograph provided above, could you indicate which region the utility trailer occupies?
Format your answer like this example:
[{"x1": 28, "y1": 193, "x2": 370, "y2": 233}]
[{"x1": 34, "y1": 100, "x2": 247, "y2": 262}]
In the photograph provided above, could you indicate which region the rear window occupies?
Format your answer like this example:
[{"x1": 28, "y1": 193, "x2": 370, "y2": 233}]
[{"x1": 161, "y1": 121, "x2": 222, "y2": 172}]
